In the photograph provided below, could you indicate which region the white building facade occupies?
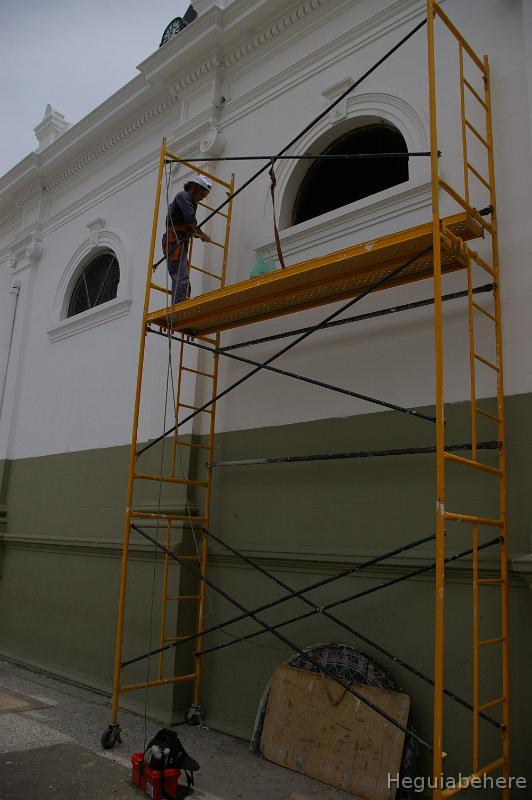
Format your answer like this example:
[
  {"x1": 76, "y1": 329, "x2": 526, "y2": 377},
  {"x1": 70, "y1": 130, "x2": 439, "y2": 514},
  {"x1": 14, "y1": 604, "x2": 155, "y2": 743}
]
[{"x1": 1, "y1": 0, "x2": 531, "y2": 786}]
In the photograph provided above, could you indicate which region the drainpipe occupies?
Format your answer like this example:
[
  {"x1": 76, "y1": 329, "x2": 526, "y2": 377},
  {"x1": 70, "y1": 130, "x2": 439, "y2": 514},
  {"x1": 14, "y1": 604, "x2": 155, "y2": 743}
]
[{"x1": 0, "y1": 283, "x2": 20, "y2": 421}]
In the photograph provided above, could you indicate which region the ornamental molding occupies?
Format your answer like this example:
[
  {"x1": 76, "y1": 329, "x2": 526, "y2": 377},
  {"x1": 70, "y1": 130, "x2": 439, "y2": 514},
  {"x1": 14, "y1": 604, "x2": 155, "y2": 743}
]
[
  {"x1": 170, "y1": 53, "x2": 224, "y2": 96},
  {"x1": 47, "y1": 297, "x2": 132, "y2": 343},
  {"x1": 50, "y1": 227, "x2": 131, "y2": 336},
  {"x1": 42, "y1": 95, "x2": 180, "y2": 196},
  {"x1": 200, "y1": 125, "x2": 227, "y2": 157},
  {"x1": 5, "y1": 0, "x2": 423, "y2": 210},
  {"x1": 7, "y1": 228, "x2": 44, "y2": 274},
  {"x1": 86, "y1": 217, "x2": 106, "y2": 245},
  {"x1": 10, "y1": 0, "x2": 331, "y2": 207},
  {"x1": 223, "y1": 0, "x2": 328, "y2": 68},
  {"x1": 321, "y1": 77, "x2": 355, "y2": 124},
  {"x1": 256, "y1": 178, "x2": 432, "y2": 267},
  {"x1": 1, "y1": 531, "x2": 526, "y2": 586},
  {"x1": 16, "y1": 182, "x2": 44, "y2": 208},
  {"x1": 275, "y1": 91, "x2": 429, "y2": 229},
  {"x1": 221, "y1": 0, "x2": 425, "y2": 129}
]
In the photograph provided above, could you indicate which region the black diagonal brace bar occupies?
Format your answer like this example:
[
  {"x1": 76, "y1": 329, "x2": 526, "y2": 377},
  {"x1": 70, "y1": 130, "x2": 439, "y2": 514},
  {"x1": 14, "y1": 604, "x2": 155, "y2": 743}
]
[
  {"x1": 122, "y1": 531, "x2": 435, "y2": 668},
  {"x1": 130, "y1": 523, "x2": 433, "y2": 752},
  {"x1": 198, "y1": 537, "x2": 502, "y2": 664},
  {"x1": 201, "y1": 527, "x2": 501, "y2": 730},
  {"x1": 138, "y1": 246, "x2": 433, "y2": 457},
  {"x1": 147, "y1": 326, "x2": 435, "y2": 423}
]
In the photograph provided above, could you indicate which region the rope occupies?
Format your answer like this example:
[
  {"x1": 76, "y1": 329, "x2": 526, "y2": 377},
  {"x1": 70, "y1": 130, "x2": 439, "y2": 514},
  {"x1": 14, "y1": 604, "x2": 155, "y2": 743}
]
[{"x1": 268, "y1": 158, "x2": 285, "y2": 268}]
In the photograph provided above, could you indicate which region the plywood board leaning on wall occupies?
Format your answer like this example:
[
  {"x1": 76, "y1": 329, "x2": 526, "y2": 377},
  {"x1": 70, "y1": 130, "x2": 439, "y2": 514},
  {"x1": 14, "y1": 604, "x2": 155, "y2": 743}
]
[{"x1": 261, "y1": 664, "x2": 410, "y2": 800}]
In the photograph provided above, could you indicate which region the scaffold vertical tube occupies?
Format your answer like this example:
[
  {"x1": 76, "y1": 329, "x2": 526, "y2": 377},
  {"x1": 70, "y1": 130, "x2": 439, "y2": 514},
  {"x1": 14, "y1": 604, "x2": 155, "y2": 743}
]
[
  {"x1": 427, "y1": 3, "x2": 446, "y2": 796},
  {"x1": 193, "y1": 174, "x2": 235, "y2": 707},
  {"x1": 110, "y1": 139, "x2": 167, "y2": 724},
  {"x1": 484, "y1": 55, "x2": 511, "y2": 796}
]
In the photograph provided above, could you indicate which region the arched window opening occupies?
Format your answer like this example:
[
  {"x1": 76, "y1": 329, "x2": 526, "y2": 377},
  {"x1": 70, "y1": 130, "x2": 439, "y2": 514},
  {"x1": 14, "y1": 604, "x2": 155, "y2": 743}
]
[
  {"x1": 67, "y1": 250, "x2": 120, "y2": 318},
  {"x1": 292, "y1": 124, "x2": 409, "y2": 226}
]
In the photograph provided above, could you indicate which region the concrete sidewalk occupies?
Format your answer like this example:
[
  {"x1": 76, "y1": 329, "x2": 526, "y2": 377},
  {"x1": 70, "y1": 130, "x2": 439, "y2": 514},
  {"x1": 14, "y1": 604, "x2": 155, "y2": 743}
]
[{"x1": 0, "y1": 659, "x2": 355, "y2": 800}]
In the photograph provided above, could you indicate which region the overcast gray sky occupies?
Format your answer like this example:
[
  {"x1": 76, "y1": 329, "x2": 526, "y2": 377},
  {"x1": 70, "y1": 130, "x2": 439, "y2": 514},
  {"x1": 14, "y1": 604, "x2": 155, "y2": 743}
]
[{"x1": 1, "y1": 0, "x2": 189, "y2": 176}]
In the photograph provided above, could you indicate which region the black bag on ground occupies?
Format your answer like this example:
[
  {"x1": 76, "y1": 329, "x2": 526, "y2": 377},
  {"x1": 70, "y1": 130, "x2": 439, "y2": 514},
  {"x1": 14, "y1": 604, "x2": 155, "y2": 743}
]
[{"x1": 144, "y1": 728, "x2": 200, "y2": 798}]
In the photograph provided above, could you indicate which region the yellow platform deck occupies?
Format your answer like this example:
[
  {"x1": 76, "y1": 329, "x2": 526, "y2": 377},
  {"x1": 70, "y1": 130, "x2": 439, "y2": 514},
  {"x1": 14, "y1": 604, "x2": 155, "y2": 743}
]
[{"x1": 148, "y1": 212, "x2": 483, "y2": 336}]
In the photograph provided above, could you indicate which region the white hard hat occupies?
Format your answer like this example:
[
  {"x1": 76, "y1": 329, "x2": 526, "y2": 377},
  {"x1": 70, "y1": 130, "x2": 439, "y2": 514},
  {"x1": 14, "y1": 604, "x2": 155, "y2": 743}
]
[{"x1": 191, "y1": 174, "x2": 212, "y2": 191}]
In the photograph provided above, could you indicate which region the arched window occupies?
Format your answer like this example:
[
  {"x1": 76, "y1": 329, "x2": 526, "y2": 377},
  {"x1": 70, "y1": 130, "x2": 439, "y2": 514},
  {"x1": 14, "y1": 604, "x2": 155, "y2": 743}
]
[
  {"x1": 292, "y1": 123, "x2": 409, "y2": 226},
  {"x1": 67, "y1": 250, "x2": 120, "y2": 318}
]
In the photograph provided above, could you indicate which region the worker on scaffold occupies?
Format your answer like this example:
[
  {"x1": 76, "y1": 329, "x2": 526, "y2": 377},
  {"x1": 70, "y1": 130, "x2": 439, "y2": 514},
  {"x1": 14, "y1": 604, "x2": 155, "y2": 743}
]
[{"x1": 162, "y1": 174, "x2": 212, "y2": 303}]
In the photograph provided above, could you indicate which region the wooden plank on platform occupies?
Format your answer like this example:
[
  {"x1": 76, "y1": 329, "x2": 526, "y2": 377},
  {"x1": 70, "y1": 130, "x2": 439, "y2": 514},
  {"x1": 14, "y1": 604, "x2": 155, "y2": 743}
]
[{"x1": 261, "y1": 664, "x2": 410, "y2": 800}]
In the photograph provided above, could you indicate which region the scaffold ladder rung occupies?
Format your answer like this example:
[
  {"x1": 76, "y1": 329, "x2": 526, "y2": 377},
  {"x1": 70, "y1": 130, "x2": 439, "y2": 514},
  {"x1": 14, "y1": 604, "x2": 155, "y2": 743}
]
[
  {"x1": 175, "y1": 440, "x2": 210, "y2": 450},
  {"x1": 438, "y1": 178, "x2": 494, "y2": 233},
  {"x1": 472, "y1": 302, "x2": 496, "y2": 322},
  {"x1": 468, "y1": 250, "x2": 496, "y2": 278},
  {"x1": 479, "y1": 696, "x2": 504, "y2": 711},
  {"x1": 467, "y1": 161, "x2": 491, "y2": 190},
  {"x1": 130, "y1": 511, "x2": 206, "y2": 522},
  {"x1": 178, "y1": 402, "x2": 213, "y2": 414},
  {"x1": 465, "y1": 118, "x2": 490, "y2": 149},
  {"x1": 181, "y1": 366, "x2": 215, "y2": 379},
  {"x1": 444, "y1": 451, "x2": 501, "y2": 476},
  {"x1": 167, "y1": 595, "x2": 200, "y2": 601},
  {"x1": 120, "y1": 673, "x2": 197, "y2": 694},
  {"x1": 463, "y1": 78, "x2": 488, "y2": 110},
  {"x1": 478, "y1": 635, "x2": 505, "y2": 648},
  {"x1": 475, "y1": 406, "x2": 501, "y2": 423},
  {"x1": 198, "y1": 200, "x2": 228, "y2": 217},
  {"x1": 474, "y1": 352, "x2": 500, "y2": 372},
  {"x1": 150, "y1": 282, "x2": 173, "y2": 295},
  {"x1": 444, "y1": 511, "x2": 503, "y2": 527},
  {"x1": 478, "y1": 578, "x2": 502, "y2": 585},
  {"x1": 134, "y1": 472, "x2": 208, "y2": 488},
  {"x1": 190, "y1": 263, "x2": 223, "y2": 280},
  {"x1": 440, "y1": 757, "x2": 505, "y2": 799}
]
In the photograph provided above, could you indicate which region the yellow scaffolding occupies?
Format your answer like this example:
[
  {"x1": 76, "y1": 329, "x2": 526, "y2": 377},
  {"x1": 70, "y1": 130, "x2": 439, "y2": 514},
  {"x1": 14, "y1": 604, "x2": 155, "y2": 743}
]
[{"x1": 105, "y1": 2, "x2": 510, "y2": 796}]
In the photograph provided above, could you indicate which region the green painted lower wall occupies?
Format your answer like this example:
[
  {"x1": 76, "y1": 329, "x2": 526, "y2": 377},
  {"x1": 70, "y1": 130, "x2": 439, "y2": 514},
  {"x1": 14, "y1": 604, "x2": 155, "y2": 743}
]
[{"x1": 0, "y1": 394, "x2": 531, "y2": 790}]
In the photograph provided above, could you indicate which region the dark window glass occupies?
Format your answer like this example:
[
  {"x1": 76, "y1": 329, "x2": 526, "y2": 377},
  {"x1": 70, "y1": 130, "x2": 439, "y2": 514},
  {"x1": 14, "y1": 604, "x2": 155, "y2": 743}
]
[
  {"x1": 67, "y1": 252, "x2": 120, "y2": 318},
  {"x1": 292, "y1": 124, "x2": 409, "y2": 226}
]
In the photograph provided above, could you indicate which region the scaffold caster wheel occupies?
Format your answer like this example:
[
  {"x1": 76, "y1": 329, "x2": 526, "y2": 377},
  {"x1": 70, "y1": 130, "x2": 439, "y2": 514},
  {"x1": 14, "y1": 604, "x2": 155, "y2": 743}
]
[
  {"x1": 185, "y1": 704, "x2": 204, "y2": 726},
  {"x1": 101, "y1": 724, "x2": 121, "y2": 750}
]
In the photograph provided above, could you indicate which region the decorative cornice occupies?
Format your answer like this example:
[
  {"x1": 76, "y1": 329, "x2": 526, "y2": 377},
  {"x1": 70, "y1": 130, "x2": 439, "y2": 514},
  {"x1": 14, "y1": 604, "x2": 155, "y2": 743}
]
[
  {"x1": 42, "y1": 95, "x2": 180, "y2": 196},
  {"x1": 2, "y1": 532, "x2": 527, "y2": 587},
  {"x1": 170, "y1": 53, "x2": 223, "y2": 95},
  {"x1": 5, "y1": 0, "x2": 332, "y2": 209},
  {"x1": 0, "y1": 0, "x2": 426, "y2": 219},
  {"x1": 223, "y1": 0, "x2": 328, "y2": 68},
  {"x1": 7, "y1": 228, "x2": 44, "y2": 274},
  {"x1": 16, "y1": 182, "x2": 44, "y2": 208}
]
